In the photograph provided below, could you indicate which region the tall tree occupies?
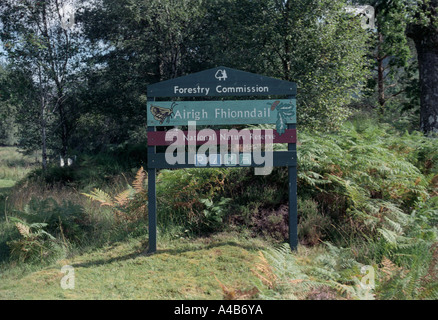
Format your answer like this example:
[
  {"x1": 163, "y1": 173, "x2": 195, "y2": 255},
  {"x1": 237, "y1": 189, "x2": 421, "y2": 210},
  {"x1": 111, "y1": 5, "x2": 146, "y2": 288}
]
[
  {"x1": 83, "y1": 0, "x2": 207, "y2": 83},
  {"x1": 371, "y1": 0, "x2": 412, "y2": 114},
  {"x1": 80, "y1": 0, "x2": 371, "y2": 136},
  {"x1": 168, "y1": 0, "x2": 372, "y2": 130},
  {"x1": 259, "y1": 0, "x2": 371, "y2": 129},
  {"x1": 0, "y1": 64, "x2": 18, "y2": 146},
  {"x1": 74, "y1": 0, "x2": 208, "y2": 152},
  {"x1": 0, "y1": 0, "x2": 83, "y2": 167},
  {"x1": 407, "y1": 0, "x2": 438, "y2": 134}
]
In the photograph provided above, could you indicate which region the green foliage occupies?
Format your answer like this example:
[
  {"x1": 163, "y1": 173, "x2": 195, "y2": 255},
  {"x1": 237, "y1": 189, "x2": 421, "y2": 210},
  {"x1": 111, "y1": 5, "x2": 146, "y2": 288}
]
[
  {"x1": 313, "y1": 243, "x2": 362, "y2": 281},
  {"x1": 82, "y1": 167, "x2": 147, "y2": 223},
  {"x1": 15, "y1": 197, "x2": 89, "y2": 244},
  {"x1": 139, "y1": 121, "x2": 437, "y2": 246},
  {"x1": 0, "y1": 65, "x2": 18, "y2": 146},
  {"x1": 156, "y1": 168, "x2": 230, "y2": 233},
  {"x1": 0, "y1": 147, "x2": 37, "y2": 181},
  {"x1": 296, "y1": 132, "x2": 438, "y2": 299},
  {"x1": 0, "y1": 0, "x2": 85, "y2": 160},
  {"x1": 288, "y1": 120, "x2": 438, "y2": 300},
  {"x1": 201, "y1": 0, "x2": 371, "y2": 130},
  {"x1": 298, "y1": 199, "x2": 332, "y2": 246},
  {"x1": 7, "y1": 217, "x2": 64, "y2": 264},
  {"x1": 290, "y1": 0, "x2": 371, "y2": 130},
  {"x1": 307, "y1": 243, "x2": 378, "y2": 299},
  {"x1": 200, "y1": 197, "x2": 232, "y2": 229},
  {"x1": 27, "y1": 150, "x2": 143, "y2": 190},
  {"x1": 254, "y1": 244, "x2": 324, "y2": 300},
  {"x1": 255, "y1": 243, "x2": 374, "y2": 300},
  {"x1": 223, "y1": 166, "x2": 289, "y2": 225},
  {"x1": 298, "y1": 121, "x2": 433, "y2": 241},
  {"x1": 1, "y1": 117, "x2": 437, "y2": 299},
  {"x1": 375, "y1": 242, "x2": 438, "y2": 300},
  {"x1": 355, "y1": 0, "x2": 416, "y2": 114},
  {"x1": 79, "y1": 0, "x2": 371, "y2": 135}
]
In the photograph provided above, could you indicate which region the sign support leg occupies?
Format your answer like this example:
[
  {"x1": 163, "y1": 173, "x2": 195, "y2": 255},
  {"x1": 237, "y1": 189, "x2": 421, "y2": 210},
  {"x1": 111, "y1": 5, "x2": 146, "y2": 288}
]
[
  {"x1": 288, "y1": 123, "x2": 298, "y2": 251},
  {"x1": 147, "y1": 124, "x2": 157, "y2": 254},
  {"x1": 148, "y1": 169, "x2": 157, "y2": 253}
]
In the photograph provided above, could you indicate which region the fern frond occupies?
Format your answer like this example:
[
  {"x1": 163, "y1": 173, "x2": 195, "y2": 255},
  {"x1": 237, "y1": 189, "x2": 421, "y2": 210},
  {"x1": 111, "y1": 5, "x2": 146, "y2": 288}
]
[
  {"x1": 12, "y1": 218, "x2": 54, "y2": 241},
  {"x1": 251, "y1": 251, "x2": 277, "y2": 289},
  {"x1": 133, "y1": 167, "x2": 145, "y2": 192},
  {"x1": 380, "y1": 257, "x2": 404, "y2": 281},
  {"x1": 114, "y1": 188, "x2": 132, "y2": 206},
  {"x1": 34, "y1": 228, "x2": 56, "y2": 240},
  {"x1": 82, "y1": 188, "x2": 114, "y2": 207},
  {"x1": 15, "y1": 222, "x2": 30, "y2": 237},
  {"x1": 418, "y1": 282, "x2": 438, "y2": 300},
  {"x1": 378, "y1": 228, "x2": 399, "y2": 245},
  {"x1": 214, "y1": 275, "x2": 259, "y2": 300}
]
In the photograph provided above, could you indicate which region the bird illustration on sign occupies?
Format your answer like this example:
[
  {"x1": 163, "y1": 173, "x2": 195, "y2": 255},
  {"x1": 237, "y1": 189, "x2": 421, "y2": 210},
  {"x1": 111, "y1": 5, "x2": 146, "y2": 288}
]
[{"x1": 150, "y1": 102, "x2": 178, "y2": 124}]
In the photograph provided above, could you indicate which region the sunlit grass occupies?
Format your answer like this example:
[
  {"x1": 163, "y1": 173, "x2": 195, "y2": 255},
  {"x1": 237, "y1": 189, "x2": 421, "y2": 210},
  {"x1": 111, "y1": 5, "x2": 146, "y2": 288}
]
[{"x1": 0, "y1": 233, "x2": 270, "y2": 300}]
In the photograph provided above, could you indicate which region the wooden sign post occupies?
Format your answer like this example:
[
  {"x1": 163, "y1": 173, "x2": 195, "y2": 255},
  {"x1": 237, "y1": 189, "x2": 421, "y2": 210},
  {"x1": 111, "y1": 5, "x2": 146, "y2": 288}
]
[{"x1": 146, "y1": 66, "x2": 297, "y2": 253}]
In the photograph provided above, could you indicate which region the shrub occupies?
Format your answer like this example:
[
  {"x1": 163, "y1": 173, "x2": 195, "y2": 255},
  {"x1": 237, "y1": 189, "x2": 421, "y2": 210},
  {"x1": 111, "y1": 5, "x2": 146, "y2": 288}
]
[
  {"x1": 200, "y1": 197, "x2": 232, "y2": 230},
  {"x1": 297, "y1": 121, "x2": 433, "y2": 243},
  {"x1": 156, "y1": 167, "x2": 230, "y2": 233},
  {"x1": 16, "y1": 197, "x2": 90, "y2": 244},
  {"x1": 298, "y1": 199, "x2": 331, "y2": 246},
  {"x1": 251, "y1": 204, "x2": 289, "y2": 241},
  {"x1": 7, "y1": 217, "x2": 64, "y2": 263},
  {"x1": 82, "y1": 167, "x2": 147, "y2": 223}
]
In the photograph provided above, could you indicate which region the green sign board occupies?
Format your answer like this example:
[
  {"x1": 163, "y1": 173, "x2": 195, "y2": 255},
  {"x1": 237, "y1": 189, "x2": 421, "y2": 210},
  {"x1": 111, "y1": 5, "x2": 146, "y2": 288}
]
[{"x1": 147, "y1": 99, "x2": 296, "y2": 128}]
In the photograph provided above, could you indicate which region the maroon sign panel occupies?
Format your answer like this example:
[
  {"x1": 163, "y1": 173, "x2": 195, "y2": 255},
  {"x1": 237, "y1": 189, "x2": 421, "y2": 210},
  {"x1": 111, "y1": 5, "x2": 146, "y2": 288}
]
[{"x1": 148, "y1": 129, "x2": 296, "y2": 146}]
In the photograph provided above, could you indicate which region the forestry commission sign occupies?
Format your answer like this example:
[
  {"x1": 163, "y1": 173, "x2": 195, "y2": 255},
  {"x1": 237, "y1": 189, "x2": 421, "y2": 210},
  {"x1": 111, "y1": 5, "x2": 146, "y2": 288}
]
[{"x1": 146, "y1": 66, "x2": 298, "y2": 254}]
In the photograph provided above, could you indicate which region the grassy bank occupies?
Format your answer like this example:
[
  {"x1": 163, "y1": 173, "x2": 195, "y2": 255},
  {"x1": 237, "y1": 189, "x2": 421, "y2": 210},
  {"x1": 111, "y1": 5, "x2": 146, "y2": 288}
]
[{"x1": 0, "y1": 233, "x2": 270, "y2": 300}]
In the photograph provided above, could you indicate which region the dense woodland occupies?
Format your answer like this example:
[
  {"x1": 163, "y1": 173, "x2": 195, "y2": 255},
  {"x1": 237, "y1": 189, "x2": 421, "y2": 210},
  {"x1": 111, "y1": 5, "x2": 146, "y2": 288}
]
[
  {"x1": 0, "y1": 0, "x2": 437, "y2": 157},
  {"x1": 0, "y1": 0, "x2": 438, "y2": 300}
]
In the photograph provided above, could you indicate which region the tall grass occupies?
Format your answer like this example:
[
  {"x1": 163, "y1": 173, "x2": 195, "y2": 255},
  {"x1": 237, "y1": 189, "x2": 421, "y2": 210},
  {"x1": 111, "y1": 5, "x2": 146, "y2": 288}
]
[{"x1": 0, "y1": 147, "x2": 39, "y2": 181}]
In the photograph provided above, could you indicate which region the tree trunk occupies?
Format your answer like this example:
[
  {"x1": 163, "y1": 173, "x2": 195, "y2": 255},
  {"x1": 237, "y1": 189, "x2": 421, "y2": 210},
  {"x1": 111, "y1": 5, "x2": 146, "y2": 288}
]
[
  {"x1": 407, "y1": 1, "x2": 438, "y2": 134},
  {"x1": 415, "y1": 40, "x2": 438, "y2": 134},
  {"x1": 58, "y1": 100, "x2": 68, "y2": 159},
  {"x1": 282, "y1": 0, "x2": 292, "y2": 81},
  {"x1": 41, "y1": 99, "x2": 47, "y2": 171},
  {"x1": 377, "y1": 33, "x2": 386, "y2": 115}
]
